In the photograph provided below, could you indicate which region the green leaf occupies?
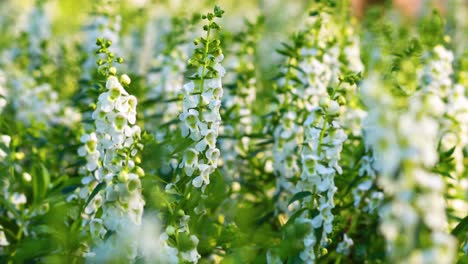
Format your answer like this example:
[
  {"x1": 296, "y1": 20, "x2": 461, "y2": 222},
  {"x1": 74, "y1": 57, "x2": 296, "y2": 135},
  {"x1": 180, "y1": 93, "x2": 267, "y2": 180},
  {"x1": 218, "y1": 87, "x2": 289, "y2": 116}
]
[
  {"x1": 13, "y1": 238, "x2": 54, "y2": 261},
  {"x1": 82, "y1": 181, "x2": 106, "y2": 211},
  {"x1": 283, "y1": 208, "x2": 308, "y2": 229},
  {"x1": 33, "y1": 164, "x2": 51, "y2": 203},
  {"x1": 442, "y1": 146, "x2": 456, "y2": 159},
  {"x1": 170, "y1": 137, "x2": 194, "y2": 156},
  {"x1": 276, "y1": 48, "x2": 293, "y2": 58},
  {"x1": 288, "y1": 191, "x2": 312, "y2": 206},
  {"x1": 451, "y1": 215, "x2": 468, "y2": 240}
]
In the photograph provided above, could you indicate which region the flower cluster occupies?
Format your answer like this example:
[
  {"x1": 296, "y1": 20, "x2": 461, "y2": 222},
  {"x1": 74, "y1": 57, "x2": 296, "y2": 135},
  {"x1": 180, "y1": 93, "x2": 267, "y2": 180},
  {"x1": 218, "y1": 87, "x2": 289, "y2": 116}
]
[
  {"x1": 0, "y1": 134, "x2": 31, "y2": 251},
  {"x1": 420, "y1": 45, "x2": 468, "y2": 254},
  {"x1": 2, "y1": 1, "x2": 468, "y2": 263},
  {"x1": 273, "y1": 110, "x2": 302, "y2": 190},
  {"x1": 336, "y1": 233, "x2": 354, "y2": 256},
  {"x1": 145, "y1": 17, "x2": 193, "y2": 142},
  {"x1": 339, "y1": 26, "x2": 366, "y2": 138},
  {"x1": 295, "y1": 97, "x2": 347, "y2": 262},
  {"x1": 74, "y1": 61, "x2": 144, "y2": 260},
  {"x1": 361, "y1": 73, "x2": 456, "y2": 263},
  {"x1": 272, "y1": 14, "x2": 343, "y2": 171},
  {"x1": 272, "y1": 34, "x2": 308, "y2": 213},
  {"x1": 352, "y1": 155, "x2": 383, "y2": 213},
  {"x1": 25, "y1": 2, "x2": 50, "y2": 69},
  {"x1": 219, "y1": 19, "x2": 260, "y2": 176},
  {"x1": 0, "y1": 134, "x2": 10, "y2": 161},
  {"x1": 0, "y1": 7, "x2": 81, "y2": 129},
  {"x1": 178, "y1": 7, "x2": 225, "y2": 190},
  {"x1": 419, "y1": 45, "x2": 454, "y2": 96},
  {"x1": 297, "y1": 13, "x2": 340, "y2": 106},
  {"x1": 11, "y1": 77, "x2": 60, "y2": 126},
  {"x1": 162, "y1": 214, "x2": 201, "y2": 263},
  {"x1": 273, "y1": 11, "x2": 364, "y2": 215}
]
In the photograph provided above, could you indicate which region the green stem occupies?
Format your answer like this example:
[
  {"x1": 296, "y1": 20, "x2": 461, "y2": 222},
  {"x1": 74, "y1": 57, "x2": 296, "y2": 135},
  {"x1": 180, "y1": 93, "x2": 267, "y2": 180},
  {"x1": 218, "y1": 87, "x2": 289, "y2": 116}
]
[
  {"x1": 8, "y1": 222, "x2": 24, "y2": 264},
  {"x1": 317, "y1": 117, "x2": 328, "y2": 154},
  {"x1": 281, "y1": 57, "x2": 293, "y2": 109},
  {"x1": 197, "y1": 21, "x2": 213, "y2": 118}
]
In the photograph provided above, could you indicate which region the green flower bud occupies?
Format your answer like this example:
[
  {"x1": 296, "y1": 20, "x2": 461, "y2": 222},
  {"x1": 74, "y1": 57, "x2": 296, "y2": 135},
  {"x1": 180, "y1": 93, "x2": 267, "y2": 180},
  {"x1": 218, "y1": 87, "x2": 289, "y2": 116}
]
[
  {"x1": 336, "y1": 95, "x2": 346, "y2": 105},
  {"x1": 118, "y1": 171, "x2": 129, "y2": 182},
  {"x1": 166, "y1": 226, "x2": 175, "y2": 236},
  {"x1": 135, "y1": 166, "x2": 145, "y2": 177},
  {"x1": 120, "y1": 74, "x2": 131, "y2": 85},
  {"x1": 320, "y1": 248, "x2": 328, "y2": 255},
  {"x1": 109, "y1": 67, "x2": 117, "y2": 75},
  {"x1": 135, "y1": 156, "x2": 141, "y2": 164}
]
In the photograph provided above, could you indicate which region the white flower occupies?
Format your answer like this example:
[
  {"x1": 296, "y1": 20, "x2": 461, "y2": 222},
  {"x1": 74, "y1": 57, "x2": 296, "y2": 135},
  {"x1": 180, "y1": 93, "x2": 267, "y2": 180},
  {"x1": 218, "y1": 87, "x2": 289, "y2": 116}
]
[
  {"x1": 336, "y1": 234, "x2": 354, "y2": 255},
  {"x1": 178, "y1": 54, "x2": 224, "y2": 189},
  {"x1": 182, "y1": 148, "x2": 199, "y2": 176},
  {"x1": 10, "y1": 192, "x2": 27, "y2": 207},
  {"x1": 362, "y1": 71, "x2": 456, "y2": 262},
  {"x1": 0, "y1": 226, "x2": 9, "y2": 246},
  {"x1": 75, "y1": 74, "x2": 144, "y2": 261},
  {"x1": 0, "y1": 135, "x2": 11, "y2": 147},
  {"x1": 11, "y1": 80, "x2": 61, "y2": 127},
  {"x1": 180, "y1": 235, "x2": 201, "y2": 263},
  {"x1": 120, "y1": 74, "x2": 131, "y2": 85},
  {"x1": 294, "y1": 102, "x2": 346, "y2": 259}
]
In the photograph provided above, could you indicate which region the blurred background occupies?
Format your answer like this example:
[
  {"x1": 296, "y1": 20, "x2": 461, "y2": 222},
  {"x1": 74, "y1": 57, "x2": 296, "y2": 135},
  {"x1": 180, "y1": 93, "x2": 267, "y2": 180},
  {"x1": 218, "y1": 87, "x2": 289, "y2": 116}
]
[{"x1": 1, "y1": 0, "x2": 466, "y2": 106}]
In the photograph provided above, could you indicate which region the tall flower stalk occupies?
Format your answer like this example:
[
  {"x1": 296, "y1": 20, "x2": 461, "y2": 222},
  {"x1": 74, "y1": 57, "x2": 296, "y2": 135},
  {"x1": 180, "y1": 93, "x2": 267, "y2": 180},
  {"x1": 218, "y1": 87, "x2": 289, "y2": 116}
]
[
  {"x1": 271, "y1": 4, "x2": 363, "y2": 261},
  {"x1": 361, "y1": 73, "x2": 456, "y2": 263},
  {"x1": 178, "y1": 6, "x2": 225, "y2": 191},
  {"x1": 74, "y1": 39, "x2": 145, "y2": 261},
  {"x1": 219, "y1": 18, "x2": 261, "y2": 180},
  {"x1": 145, "y1": 16, "x2": 195, "y2": 142},
  {"x1": 296, "y1": 95, "x2": 347, "y2": 262},
  {"x1": 420, "y1": 44, "x2": 468, "y2": 256}
]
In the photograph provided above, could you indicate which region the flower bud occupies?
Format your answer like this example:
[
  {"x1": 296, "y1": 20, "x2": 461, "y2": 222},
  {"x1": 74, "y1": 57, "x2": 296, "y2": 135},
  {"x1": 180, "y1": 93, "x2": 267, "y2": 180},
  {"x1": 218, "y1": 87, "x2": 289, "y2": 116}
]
[
  {"x1": 120, "y1": 74, "x2": 131, "y2": 85},
  {"x1": 166, "y1": 226, "x2": 175, "y2": 236},
  {"x1": 14, "y1": 152, "x2": 25, "y2": 160},
  {"x1": 22, "y1": 172, "x2": 32, "y2": 182},
  {"x1": 118, "y1": 170, "x2": 129, "y2": 182},
  {"x1": 328, "y1": 100, "x2": 340, "y2": 115},
  {"x1": 135, "y1": 166, "x2": 145, "y2": 177},
  {"x1": 320, "y1": 248, "x2": 328, "y2": 255},
  {"x1": 319, "y1": 96, "x2": 330, "y2": 108},
  {"x1": 135, "y1": 156, "x2": 142, "y2": 164},
  {"x1": 109, "y1": 67, "x2": 117, "y2": 75},
  {"x1": 336, "y1": 95, "x2": 346, "y2": 105}
]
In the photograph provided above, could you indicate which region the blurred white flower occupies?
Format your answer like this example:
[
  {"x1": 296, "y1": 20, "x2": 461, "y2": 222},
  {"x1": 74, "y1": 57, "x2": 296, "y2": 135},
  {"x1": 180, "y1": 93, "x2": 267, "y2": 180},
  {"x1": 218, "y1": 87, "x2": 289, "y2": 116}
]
[{"x1": 336, "y1": 233, "x2": 354, "y2": 255}]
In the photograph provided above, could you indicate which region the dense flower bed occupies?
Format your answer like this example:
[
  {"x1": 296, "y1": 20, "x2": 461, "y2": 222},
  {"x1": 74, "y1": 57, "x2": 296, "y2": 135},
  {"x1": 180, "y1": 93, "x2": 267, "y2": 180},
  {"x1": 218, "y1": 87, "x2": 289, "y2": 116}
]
[{"x1": 0, "y1": 0, "x2": 467, "y2": 263}]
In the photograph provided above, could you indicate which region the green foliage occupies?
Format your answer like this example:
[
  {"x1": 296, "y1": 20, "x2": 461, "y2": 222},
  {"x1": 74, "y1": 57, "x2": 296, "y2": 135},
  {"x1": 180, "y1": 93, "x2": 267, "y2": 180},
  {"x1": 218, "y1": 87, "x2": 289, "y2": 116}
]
[{"x1": 0, "y1": 1, "x2": 466, "y2": 263}]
